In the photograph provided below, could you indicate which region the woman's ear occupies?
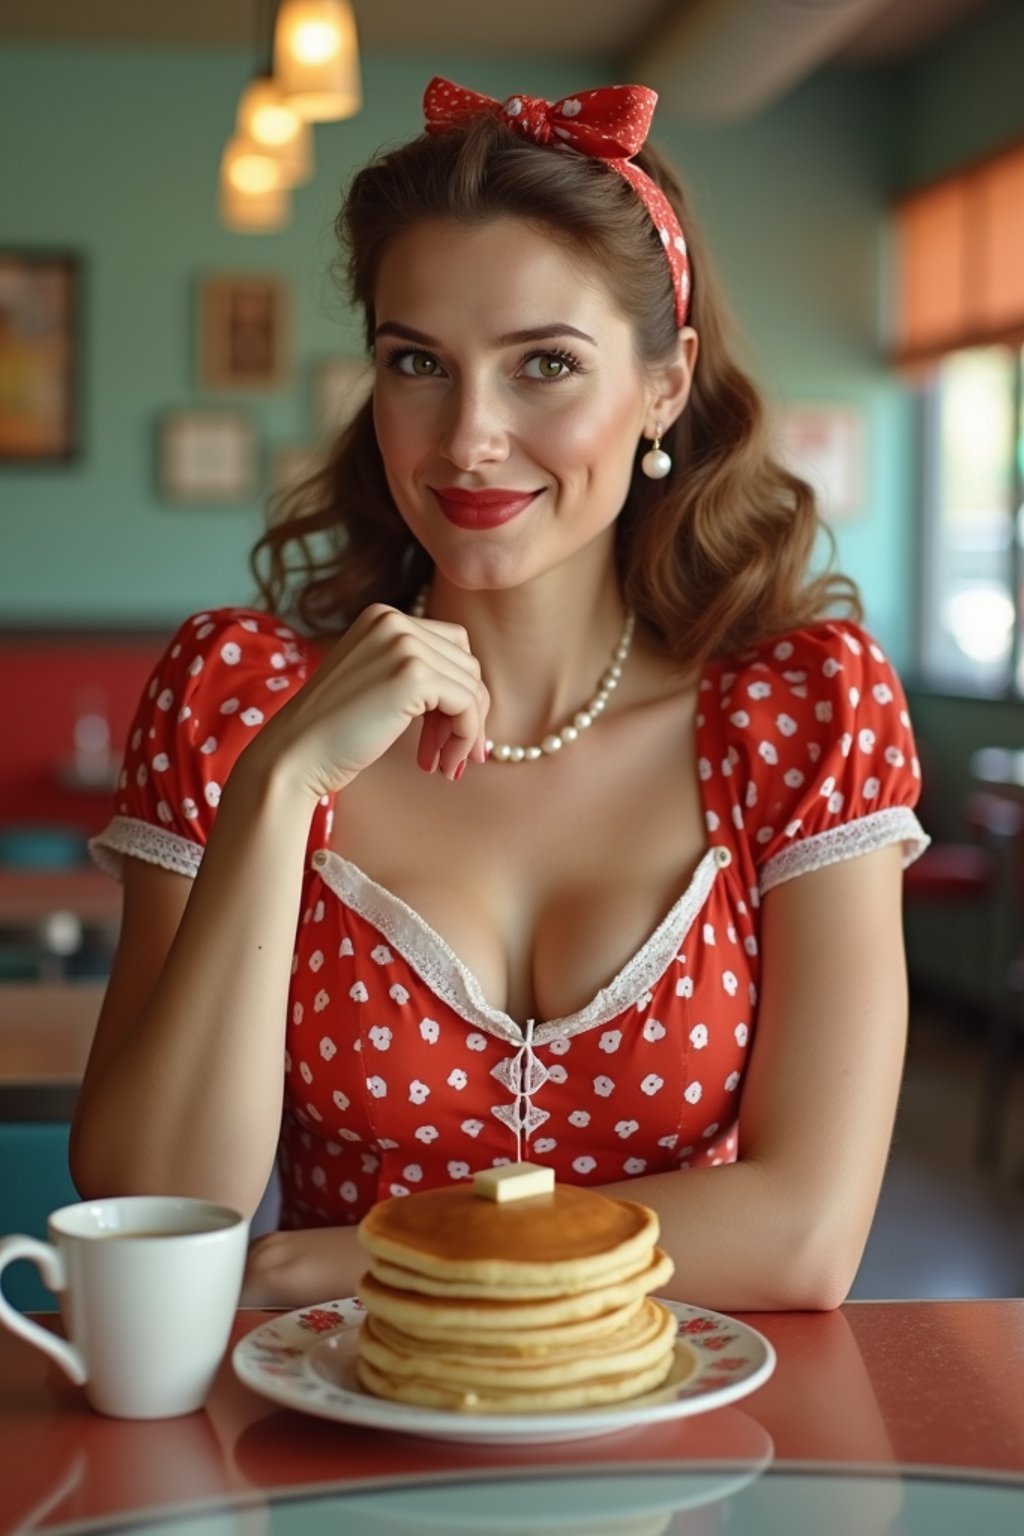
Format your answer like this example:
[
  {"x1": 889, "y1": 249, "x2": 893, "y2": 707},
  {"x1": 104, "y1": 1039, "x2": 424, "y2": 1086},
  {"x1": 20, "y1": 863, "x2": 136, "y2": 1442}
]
[{"x1": 645, "y1": 327, "x2": 699, "y2": 436}]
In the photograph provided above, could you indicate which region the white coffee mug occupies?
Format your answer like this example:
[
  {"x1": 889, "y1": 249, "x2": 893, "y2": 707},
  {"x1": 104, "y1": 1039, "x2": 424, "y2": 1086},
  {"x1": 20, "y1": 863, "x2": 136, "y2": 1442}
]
[{"x1": 0, "y1": 1195, "x2": 249, "y2": 1419}]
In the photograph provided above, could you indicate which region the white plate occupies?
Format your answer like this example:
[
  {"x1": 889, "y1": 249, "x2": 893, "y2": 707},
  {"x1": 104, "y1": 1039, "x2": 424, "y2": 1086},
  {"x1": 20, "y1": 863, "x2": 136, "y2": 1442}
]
[{"x1": 232, "y1": 1298, "x2": 776, "y2": 1445}]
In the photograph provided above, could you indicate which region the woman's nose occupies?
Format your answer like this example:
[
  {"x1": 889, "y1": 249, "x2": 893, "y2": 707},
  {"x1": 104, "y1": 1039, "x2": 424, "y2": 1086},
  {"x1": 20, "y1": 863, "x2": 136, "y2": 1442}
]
[{"x1": 438, "y1": 383, "x2": 509, "y2": 470}]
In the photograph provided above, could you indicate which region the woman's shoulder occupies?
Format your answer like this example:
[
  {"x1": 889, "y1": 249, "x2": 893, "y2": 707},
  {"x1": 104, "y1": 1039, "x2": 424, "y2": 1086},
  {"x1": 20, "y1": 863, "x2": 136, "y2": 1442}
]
[
  {"x1": 697, "y1": 618, "x2": 924, "y2": 885},
  {"x1": 700, "y1": 618, "x2": 908, "y2": 732}
]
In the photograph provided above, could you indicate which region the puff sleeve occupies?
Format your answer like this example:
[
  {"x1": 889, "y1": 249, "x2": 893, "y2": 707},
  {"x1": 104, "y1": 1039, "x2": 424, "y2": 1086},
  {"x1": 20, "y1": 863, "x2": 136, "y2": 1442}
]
[
  {"x1": 90, "y1": 608, "x2": 312, "y2": 880},
  {"x1": 698, "y1": 621, "x2": 930, "y2": 895}
]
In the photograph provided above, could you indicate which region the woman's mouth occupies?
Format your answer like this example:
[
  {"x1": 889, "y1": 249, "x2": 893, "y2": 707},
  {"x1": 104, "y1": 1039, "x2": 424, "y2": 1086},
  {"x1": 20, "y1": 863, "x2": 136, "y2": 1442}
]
[{"x1": 431, "y1": 486, "x2": 541, "y2": 530}]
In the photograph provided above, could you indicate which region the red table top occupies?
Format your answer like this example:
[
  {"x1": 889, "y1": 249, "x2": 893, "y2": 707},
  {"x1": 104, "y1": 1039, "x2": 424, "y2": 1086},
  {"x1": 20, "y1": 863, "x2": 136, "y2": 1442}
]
[{"x1": 1, "y1": 1300, "x2": 1022, "y2": 1533}]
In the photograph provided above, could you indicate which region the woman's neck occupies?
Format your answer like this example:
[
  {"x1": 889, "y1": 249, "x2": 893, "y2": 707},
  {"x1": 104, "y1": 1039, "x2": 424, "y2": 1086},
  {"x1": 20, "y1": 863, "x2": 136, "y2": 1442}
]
[{"x1": 423, "y1": 568, "x2": 630, "y2": 750}]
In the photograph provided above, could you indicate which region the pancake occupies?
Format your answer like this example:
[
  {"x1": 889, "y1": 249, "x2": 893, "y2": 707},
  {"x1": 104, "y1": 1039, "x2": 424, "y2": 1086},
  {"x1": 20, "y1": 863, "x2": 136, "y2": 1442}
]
[
  {"x1": 358, "y1": 1250, "x2": 674, "y2": 1332},
  {"x1": 354, "y1": 1173, "x2": 679, "y2": 1415},
  {"x1": 358, "y1": 1183, "x2": 659, "y2": 1287}
]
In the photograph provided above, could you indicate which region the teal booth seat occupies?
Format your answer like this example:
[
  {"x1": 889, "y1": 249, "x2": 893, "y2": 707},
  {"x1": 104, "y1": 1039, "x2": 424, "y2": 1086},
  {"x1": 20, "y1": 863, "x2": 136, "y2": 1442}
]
[{"x1": 0, "y1": 1124, "x2": 79, "y2": 1312}]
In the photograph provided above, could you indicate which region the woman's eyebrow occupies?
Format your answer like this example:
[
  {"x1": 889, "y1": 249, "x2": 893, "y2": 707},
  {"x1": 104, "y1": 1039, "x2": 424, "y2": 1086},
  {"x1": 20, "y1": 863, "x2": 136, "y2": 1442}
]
[{"x1": 374, "y1": 321, "x2": 597, "y2": 347}]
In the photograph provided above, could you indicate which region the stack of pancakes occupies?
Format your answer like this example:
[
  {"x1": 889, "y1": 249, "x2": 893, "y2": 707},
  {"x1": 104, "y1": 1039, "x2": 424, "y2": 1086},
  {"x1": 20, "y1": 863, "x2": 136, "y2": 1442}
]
[{"x1": 355, "y1": 1180, "x2": 681, "y2": 1413}]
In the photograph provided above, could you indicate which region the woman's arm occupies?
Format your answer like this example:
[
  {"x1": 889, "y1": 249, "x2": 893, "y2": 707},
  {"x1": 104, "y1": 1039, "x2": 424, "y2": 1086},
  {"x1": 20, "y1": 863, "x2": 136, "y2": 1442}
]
[
  {"x1": 237, "y1": 843, "x2": 907, "y2": 1309},
  {"x1": 70, "y1": 606, "x2": 489, "y2": 1216},
  {"x1": 603, "y1": 840, "x2": 909, "y2": 1310}
]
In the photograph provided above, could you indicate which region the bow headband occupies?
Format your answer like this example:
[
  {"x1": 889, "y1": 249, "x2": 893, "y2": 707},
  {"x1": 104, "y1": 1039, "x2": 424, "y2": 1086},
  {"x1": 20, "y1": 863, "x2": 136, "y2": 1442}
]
[{"x1": 423, "y1": 77, "x2": 691, "y2": 329}]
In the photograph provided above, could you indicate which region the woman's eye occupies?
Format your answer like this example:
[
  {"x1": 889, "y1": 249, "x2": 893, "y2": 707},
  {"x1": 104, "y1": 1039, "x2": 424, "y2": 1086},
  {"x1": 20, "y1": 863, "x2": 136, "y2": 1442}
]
[
  {"x1": 521, "y1": 353, "x2": 576, "y2": 381},
  {"x1": 394, "y1": 351, "x2": 441, "y2": 377}
]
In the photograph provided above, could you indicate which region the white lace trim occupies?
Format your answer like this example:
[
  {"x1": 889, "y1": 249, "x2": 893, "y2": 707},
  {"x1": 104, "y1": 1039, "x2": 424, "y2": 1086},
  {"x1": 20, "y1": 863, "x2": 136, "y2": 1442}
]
[
  {"x1": 89, "y1": 815, "x2": 203, "y2": 881},
  {"x1": 759, "y1": 806, "x2": 930, "y2": 894},
  {"x1": 316, "y1": 847, "x2": 722, "y2": 1047}
]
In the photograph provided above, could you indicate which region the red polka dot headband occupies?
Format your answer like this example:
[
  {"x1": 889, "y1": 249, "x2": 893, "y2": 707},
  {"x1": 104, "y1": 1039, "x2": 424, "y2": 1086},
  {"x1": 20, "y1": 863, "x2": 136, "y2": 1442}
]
[{"x1": 423, "y1": 77, "x2": 691, "y2": 329}]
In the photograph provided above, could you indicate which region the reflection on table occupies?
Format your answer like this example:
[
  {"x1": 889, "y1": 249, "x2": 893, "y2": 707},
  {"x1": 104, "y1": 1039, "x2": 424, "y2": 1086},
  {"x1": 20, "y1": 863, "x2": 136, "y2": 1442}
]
[{"x1": 0, "y1": 1301, "x2": 1022, "y2": 1536}]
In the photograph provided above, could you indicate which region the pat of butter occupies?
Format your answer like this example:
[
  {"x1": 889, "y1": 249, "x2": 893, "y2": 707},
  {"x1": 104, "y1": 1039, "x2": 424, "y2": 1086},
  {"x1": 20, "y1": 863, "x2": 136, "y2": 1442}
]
[{"x1": 473, "y1": 1162, "x2": 555, "y2": 1203}]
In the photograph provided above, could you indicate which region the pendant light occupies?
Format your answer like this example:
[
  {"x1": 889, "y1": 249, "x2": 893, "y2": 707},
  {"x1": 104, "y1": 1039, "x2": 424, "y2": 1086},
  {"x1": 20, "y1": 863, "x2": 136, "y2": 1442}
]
[
  {"x1": 274, "y1": 0, "x2": 362, "y2": 122},
  {"x1": 236, "y1": 73, "x2": 314, "y2": 186},
  {"x1": 219, "y1": 139, "x2": 291, "y2": 233}
]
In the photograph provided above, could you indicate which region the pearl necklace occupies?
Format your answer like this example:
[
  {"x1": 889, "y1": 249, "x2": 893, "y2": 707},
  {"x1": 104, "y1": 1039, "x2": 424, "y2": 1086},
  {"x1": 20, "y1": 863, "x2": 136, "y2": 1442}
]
[{"x1": 411, "y1": 585, "x2": 636, "y2": 763}]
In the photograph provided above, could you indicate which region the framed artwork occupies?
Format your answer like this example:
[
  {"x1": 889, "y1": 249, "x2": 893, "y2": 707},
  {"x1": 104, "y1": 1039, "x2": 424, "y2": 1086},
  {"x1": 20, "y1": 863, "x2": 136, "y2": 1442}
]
[
  {"x1": 197, "y1": 273, "x2": 288, "y2": 391},
  {"x1": 776, "y1": 403, "x2": 867, "y2": 523},
  {"x1": 0, "y1": 251, "x2": 80, "y2": 463},
  {"x1": 158, "y1": 409, "x2": 258, "y2": 504},
  {"x1": 315, "y1": 356, "x2": 372, "y2": 434}
]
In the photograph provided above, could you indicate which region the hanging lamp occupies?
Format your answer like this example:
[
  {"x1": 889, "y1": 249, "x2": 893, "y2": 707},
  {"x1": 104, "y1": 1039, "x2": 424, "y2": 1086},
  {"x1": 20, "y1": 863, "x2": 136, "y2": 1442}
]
[
  {"x1": 236, "y1": 73, "x2": 314, "y2": 187},
  {"x1": 274, "y1": 0, "x2": 362, "y2": 122},
  {"x1": 219, "y1": 138, "x2": 291, "y2": 232}
]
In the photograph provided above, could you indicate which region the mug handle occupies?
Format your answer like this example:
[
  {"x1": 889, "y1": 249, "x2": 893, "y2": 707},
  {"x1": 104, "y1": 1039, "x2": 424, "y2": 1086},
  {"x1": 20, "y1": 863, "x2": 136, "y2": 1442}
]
[{"x1": 0, "y1": 1234, "x2": 87, "y2": 1384}]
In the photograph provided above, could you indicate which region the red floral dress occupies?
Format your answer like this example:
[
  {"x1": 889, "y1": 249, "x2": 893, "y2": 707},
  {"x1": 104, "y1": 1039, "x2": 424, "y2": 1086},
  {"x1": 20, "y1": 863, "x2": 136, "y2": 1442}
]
[{"x1": 91, "y1": 608, "x2": 928, "y2": 1230}]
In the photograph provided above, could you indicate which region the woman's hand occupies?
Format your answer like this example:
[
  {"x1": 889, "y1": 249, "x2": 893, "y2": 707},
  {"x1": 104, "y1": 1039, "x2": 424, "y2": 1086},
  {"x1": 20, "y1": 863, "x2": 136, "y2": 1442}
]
[
  {"x1": 242, "y1": 1227, "x2": 367, "y2": 1308},
  {"x1": 245, "y1": 604, "x2": 490, "y2": 800}
]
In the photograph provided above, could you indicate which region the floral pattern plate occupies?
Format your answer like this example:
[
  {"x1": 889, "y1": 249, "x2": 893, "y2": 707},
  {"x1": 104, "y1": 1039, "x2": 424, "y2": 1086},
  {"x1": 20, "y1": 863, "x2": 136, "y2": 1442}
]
[{"x1": 232, "y1": 1298, "x2": 776, "y2": 1444}]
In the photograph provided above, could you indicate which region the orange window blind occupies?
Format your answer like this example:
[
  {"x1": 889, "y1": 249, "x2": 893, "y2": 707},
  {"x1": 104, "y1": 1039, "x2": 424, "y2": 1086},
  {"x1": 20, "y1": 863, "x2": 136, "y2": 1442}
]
[{"x1": 892, "y1": 140, "x2": 1024, "y2": 365}]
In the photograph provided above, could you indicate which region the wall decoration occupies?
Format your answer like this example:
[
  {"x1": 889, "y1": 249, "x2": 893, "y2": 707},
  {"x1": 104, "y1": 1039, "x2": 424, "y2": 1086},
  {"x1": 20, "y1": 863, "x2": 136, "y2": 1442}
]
[
  {"x1": 315, "y1": 356, "x2": 372, "y2": 434},
  {"x1": 0, "y1": 251, "x2": 80, "y2": 463},
  {"x1": 776, "y1": 403, "x2": 867, "y2": 522},
  {"x1": 198, "y1": 273, "x2": 288, "y2": 390},
  {"x1": 158, "y1": 409, "x2": 258, "y2": 504}
]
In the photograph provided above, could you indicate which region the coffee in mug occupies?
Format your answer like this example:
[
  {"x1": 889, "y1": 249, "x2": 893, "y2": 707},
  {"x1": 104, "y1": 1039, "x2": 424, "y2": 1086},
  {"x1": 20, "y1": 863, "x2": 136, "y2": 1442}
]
[{"x1": 0, "y1": 1196, "x2": 249, "y2": 1418}]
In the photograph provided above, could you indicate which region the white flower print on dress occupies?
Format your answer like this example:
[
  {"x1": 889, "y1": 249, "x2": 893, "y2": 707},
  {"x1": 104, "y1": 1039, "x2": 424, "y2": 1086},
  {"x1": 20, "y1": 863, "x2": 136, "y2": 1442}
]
[
  {"x1": 403, "y1": 1164, "x2": 423, "y2": 1182},
  {"x1": 726, "y1": 1071, "x2": 741, "y2": 1091},
  {"x1": 466, "y1": 1034, "x2": 488, "y2": 1052},
  {"x1": 676, "y1": 977, "x2": 694, "y2": 998},
  {"x1": 735, "y1": 1022, "x2": 749, "y2": 1046},
  {"x1": 599, "y1": 1030, "x2": 623, "y2": 1053},
  {"x1": 448, "y1": 1161, "x2": 471, "y2": 1180},
  {"x1": 568, "y1": 1109, "x2": 590, "y2": 1128},
  {"x1": 643, "y1": 1019, "x2": 666, "y2": 1042},
  {"x1": 220, "y1": 641, "x2": 241, "y2": 665},
  {"x1": 339, "y1": 938, "x2": 354, "y2": 957},
  {"x1": 593, "y1": 1076, "x2": 615, "y2": 1097},
  {"x1": 615, "y1": 1120, "x2": 640, "y2": 1138},
  {"x1": 684, "y1": 1082, "x2": 703, "y2": 1104},
  {"x1": 419, "y1": 1018, "x2": 440, "y2": 1043},
  {"x1": 447, "y1": 1068, "x2": 468, "y2": 1090},
  {"x1": 340, "y1": 1181, "x2": 359, "y2": 1203},
  {"x1": 777, "y1": 713, "x2": 797, "y2": 736},
  {"x1": 367, "y1": 1076, "x2": 387, "y2": 1098},
  {"x1": 547, "y1": 1038, "x2": 571, "y2": 1056},
  {"x1": 624, "y1": 1158, "x2": 647, "y2": 1175},
  {"x1": 690, "y1": 1023, "x2": 708, "y2": 1049},
  {"x1": 332, "y1": 1090, "x2": 350, "y2": 1112},
  {"x1": 241, "y1": 708, "x2": 264, "y2": 728},
  {"x1": 309, "y1": 950, "x2": 324, "y2": 972},
  {"x1": 349, "y1": 982, "x2": 369, "y2": 1002},
  {"x1": 361, "y1": 1152, "x2": 379, "y2": 1174},
  {"x1": 461, "y1": 1119, "x2": 484, "y2": 1137},
  {"x1": 371, "y1": 945, "x2": 394, "y2": 965},
  {"x1": 299, "y1": 1062, "x2": 312, "y2": 1084},
  {"x1": 368, "y1": 1026, "x2": 392, "y2": 1051},
  {"x1": 722, "y1": 971, "x2": 739, "y2": 996},
  {"x1": 409, "y1": 1080, "x2": 430, "y2": 1105},
  {"x1": 533, "y1": 1137, "x2": 558, "y2": 1154},
  {"x1": 547, "y1": 1063, "x2": 568, "y2": 1084},
  {"x1": 389, "y1": 984, "x2": 410, "y2": 1005},
  {"x1": 573, "y1": 1156, "x2": 597, "y2": 1175},
  {"x1": 319, "y1": 1036, "x2": 336, "y2": 1061},
  {"x1": 389, "y1": 1184, "x2": 409, "y2": 1198},
  {"x1": 640, "y1": 1074, "x2": 664, "y2": 1096},
  {"x1": 864, "y1": 776, "x2": 881, "y2": 799}
]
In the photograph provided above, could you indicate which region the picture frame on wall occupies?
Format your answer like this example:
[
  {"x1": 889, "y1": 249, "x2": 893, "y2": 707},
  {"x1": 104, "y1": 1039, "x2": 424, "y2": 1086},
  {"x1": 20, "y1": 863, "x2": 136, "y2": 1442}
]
[
  {"x1": 776, "y1": 402, "x2": 867, "y2": 523},
  {"x1": 0, "y1": 250, "x2": 80, "y2": 463},
  {"x1": 158, "y1": 409, "x2": 259, "y2": 504},
  {"x1": 197, "y1": 273, "x2": 288, "y2": 391},
  {"x1": 315, "y1": 356, "x2": 372, "y2": 434}
]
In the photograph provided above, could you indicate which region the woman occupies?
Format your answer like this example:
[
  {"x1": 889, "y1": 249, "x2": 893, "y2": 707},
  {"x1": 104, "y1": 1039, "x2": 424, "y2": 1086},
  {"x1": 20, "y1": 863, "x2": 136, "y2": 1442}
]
[{"x1": 72, "y1": 80, "x2": 927, "y2": 1311}]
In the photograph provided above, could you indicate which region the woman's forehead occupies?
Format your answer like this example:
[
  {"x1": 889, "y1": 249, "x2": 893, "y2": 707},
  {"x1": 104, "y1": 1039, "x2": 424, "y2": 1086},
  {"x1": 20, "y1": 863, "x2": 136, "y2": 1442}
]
[{"x1": 373, "y1": 215, "x2": 627, "y2": 334}]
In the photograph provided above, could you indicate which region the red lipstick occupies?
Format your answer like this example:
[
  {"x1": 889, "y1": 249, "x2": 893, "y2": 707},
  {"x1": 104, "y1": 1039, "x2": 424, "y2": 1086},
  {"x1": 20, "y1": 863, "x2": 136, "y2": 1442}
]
[{"x1": 432, "y1": 486, "x2": 540, "y2": 530}]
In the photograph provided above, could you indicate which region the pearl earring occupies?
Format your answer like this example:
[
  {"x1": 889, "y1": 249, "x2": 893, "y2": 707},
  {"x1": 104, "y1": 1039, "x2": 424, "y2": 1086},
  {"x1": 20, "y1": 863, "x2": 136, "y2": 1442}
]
[{"x1": 641, "y1": 423, "x2": 672, "y2": 480}]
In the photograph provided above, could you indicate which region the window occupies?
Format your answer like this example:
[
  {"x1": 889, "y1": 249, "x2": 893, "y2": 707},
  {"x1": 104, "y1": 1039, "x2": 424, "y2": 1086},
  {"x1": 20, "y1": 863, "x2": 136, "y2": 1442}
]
[{"x1": 918, "y1": 344, "x2": 1023, "y2": 694}]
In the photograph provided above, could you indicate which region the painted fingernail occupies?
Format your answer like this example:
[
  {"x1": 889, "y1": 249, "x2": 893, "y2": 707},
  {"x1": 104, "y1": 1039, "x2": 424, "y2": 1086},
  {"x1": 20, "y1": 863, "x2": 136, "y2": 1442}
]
[{"x1": 453, "y1": 759, "x2": 466, "y2": 781}]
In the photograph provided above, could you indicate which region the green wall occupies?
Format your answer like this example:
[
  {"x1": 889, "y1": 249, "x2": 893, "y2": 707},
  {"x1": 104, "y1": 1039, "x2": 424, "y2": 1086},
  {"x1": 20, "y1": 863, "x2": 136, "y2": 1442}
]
[
  {"x1": 1, "y1": 9, "x2": 1022, "y2": 666},
  {"x1": 1, "y1": 43, "x2": 909, "y2": 658}
]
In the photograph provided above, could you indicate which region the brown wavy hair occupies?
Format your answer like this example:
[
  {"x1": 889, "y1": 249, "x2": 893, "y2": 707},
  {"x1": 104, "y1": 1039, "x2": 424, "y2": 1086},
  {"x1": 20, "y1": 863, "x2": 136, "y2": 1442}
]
[{"x1": 251, "y1": 113, "x2": 860, "y2": 661}]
